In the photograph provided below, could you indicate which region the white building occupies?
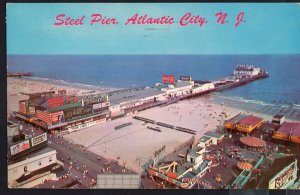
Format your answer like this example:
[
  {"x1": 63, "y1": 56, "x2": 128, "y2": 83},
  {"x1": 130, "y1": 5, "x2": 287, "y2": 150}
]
[
  {"x1": 186, "y1": 146, "x2": 205, "y2": 165},
  {"x1": 198, "y1": 135, "x2": 213, "y2": 148},
  {"x1": 204, "y1": 131, "x2": 224, "y2": 145},
  {"x1": 233, "y1": 65, "x2": 261, "y2": 76},
  {"x1": 192, "y1": 82, "x2": 215, "y2": 94},
  {"x1": 272, "y1": 114, "x2": 285, "y2": 125},
  {"x1": 109, "y1": 87, "x2": 165, "y2": 116},
  {"x1": 8, "y1": 147, "x2": 63, "y2": 188},
  {"x1": 160, "y1": 81, "x2": 193, "y2": 97}
]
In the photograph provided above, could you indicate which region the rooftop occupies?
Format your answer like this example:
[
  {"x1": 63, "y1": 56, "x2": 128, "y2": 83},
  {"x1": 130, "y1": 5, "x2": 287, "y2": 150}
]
[
  {"x1": 28, "y1": 97, "x2": 47, "y2": 107},
  {"x1": 176, "y1": 162, "x2": 194, "y2": 176},
  {"x1": 109, "y1": 87, "x2": 164, "y2": 105},
  {"x1": 194, "y1": 80, "x2": 212, "y2": 85},
  {"x1": 226, "y1": 114, "x2": 246, "y2": 123},
  {"x1": 187, "y1": 146, "x2": 204, "y2": 158},
  {"x1": 21, "y1": 91, "x2": 55, "y2": 98},
  {"x1": 240, "y1": 136, "x2": 266, "y2": 148},
  {"x1": 15, "y1": 162, "x2": 63, "y2": 184},
  {"x1": 8, "y1": 146, "x2": 54, "y2": 166},
  {"x1": 273, "y1": 114, "x2": 285, "y2": 119},
  {"x1": 238, "y1": 116, "x2": 263, "y2": 126},
  {"x1": 158, "y1": 81, "x2": 193, "y2": 90},
  {"x1": 199, "y1": 135, "x2": 212, "y2": 143},
  {"x1": 277, "y1": 122, "x2": 300, "y2": 136},
  {"x1": 205, "y1": 131, "x2": 224, "y2": 139}
]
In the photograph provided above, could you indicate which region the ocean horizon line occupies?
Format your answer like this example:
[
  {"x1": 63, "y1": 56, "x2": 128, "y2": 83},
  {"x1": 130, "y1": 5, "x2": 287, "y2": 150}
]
[{"x1": 7, "y1": 53, "x2": 300, "y2": 56}]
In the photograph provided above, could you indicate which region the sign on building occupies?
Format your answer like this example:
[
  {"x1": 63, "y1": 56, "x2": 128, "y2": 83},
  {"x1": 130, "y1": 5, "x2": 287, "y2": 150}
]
[
  {"x1": 274, "y1": 163, "x2": 295, "y2": 189},
  {"x1": 31, "y1": 133, "x2": 47, "y2": 147},
  {"x1": 66, "y1": 95, "x2": 79, "y2": 104},
  {"x1": 47, "y1": 96, "x2": 64, "y2": 108},
  {"x1": 93, "y1": 103, "x2": 102, "y2": 110},
  {"x1": 63, "y1": 106, "x2": 93, "y2": 121},
  {"x1": 101, "y1": 102, "x2": 110, "y2": 107},
  {"x1": 50, "y1": 111, "x2": 64, "y2": 123},
  {"x1": 180, "y1": 76, "x2": 192, "y2": 82},
  {"x1": 162, "y1": 75, "x2": 175, "y2": 84},
  {"x1": 10, "y1": 140, "x2": 30, "y2": 156},
  {"x1": 81, "y1": 94, "x2": 108, "y2": 106}
]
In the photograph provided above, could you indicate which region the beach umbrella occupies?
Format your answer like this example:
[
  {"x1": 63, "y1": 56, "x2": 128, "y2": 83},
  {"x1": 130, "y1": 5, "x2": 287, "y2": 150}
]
[{"x1": 237, "y1": 162, "x2": 253, "y2": 170}]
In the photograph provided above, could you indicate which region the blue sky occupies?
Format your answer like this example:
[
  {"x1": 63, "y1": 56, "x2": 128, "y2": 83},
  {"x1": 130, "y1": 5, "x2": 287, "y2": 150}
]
[{"x1": 6, "y1": 3, "x2": 300, "y2": 55}]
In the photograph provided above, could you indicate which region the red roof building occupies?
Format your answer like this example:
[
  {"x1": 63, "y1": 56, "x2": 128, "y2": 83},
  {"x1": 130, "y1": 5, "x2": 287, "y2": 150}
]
[
  {"x1": 240, "y1": 136, "x2": 266, "y2": 148},
  {"x1": 236, "y1": 115, "x2": 263, "y2": 133},
  {"x1": 273, "y1": 122, "x2": 300, "y2": 144},
  {"x1": 224, "y1": 114, "x2": 263, "y2": 133}
]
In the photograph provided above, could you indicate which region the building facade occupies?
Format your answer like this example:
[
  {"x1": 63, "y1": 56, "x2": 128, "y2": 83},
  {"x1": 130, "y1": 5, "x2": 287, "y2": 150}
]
[
  {"x1": 268, "y1": 158, "x2": 298, "y2": 189},
  {"x1": 16, "y1": 91, "x2": 110, "y2": 132},
  {"x1": 8, "y1": 147, "x2": 63, "y2": 188}
]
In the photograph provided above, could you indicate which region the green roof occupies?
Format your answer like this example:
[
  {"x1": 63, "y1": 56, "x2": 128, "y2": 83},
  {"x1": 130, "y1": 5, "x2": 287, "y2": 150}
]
[
  {"x1": 205, "y1": 131, "x2": 224, "y2": 139},
  {"x1": 187, "y1": 146, "x2": 204, "y2": 158},
  {"x1": 199, "y1": 135, "x2": 211, "y2": 142},
  {"x1": 47, "y1": 102, "x2": 81, "y2": 112}
]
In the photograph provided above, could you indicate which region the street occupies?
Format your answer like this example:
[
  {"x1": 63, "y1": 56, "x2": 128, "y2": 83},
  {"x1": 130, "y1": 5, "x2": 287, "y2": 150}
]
[{"x1": 9, "y1": 116, "x2": 133, "y2": 189}]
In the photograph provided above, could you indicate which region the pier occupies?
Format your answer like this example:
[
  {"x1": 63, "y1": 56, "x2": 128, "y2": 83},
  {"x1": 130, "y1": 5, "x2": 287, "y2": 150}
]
[
  {"x1": 180, "y1": 69, "x2": 269, "y2": 101},
  {"x1": 130, "y1": 66, "x2": 269, "y2": 113},
  {"x1": 7, "y1": 72, "x2": 33, "y2": 77}
]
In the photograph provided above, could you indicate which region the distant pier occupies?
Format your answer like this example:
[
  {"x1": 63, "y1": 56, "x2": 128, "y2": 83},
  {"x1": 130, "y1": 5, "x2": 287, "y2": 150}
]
[{"x1": 7, "y1": 72, "x2": 33, "y2": 77}]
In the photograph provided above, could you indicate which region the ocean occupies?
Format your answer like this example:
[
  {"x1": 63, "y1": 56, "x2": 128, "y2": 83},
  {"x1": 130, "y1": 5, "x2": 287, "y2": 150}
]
[{"x1": 7, "y1": 54, "x2": 300, "y2": 108}]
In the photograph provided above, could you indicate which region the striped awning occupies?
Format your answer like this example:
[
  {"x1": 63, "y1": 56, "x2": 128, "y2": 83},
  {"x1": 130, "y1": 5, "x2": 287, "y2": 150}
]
[{"x1": 237, "y1": 162, "x2": 253, "y2": 170}]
